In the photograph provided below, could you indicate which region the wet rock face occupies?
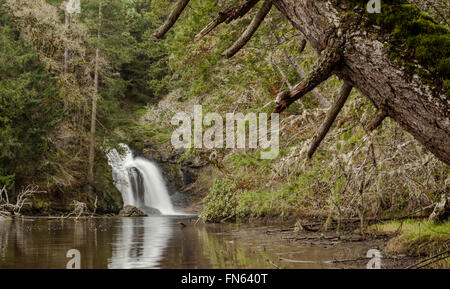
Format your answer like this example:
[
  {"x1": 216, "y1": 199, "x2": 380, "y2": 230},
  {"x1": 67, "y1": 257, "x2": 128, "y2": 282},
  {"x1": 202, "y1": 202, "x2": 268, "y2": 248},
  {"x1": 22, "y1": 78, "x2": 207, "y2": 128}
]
[
  {"x1": 139, "y1": 141, "x2": 208, "y2": 206},
  {"x1": 119, "y1": 205, "x2": 148, "y2": 217}
]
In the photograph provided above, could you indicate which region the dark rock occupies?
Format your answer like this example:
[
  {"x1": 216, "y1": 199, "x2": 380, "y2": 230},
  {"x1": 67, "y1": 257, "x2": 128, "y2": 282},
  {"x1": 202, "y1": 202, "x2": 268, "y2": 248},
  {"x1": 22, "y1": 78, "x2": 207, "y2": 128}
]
[
  {"x1": 119, "y1": 205, "x2": 148, "y2": 217},
  {"x1": 140, "y1": 206, "x2": 162, "y2": 215}
]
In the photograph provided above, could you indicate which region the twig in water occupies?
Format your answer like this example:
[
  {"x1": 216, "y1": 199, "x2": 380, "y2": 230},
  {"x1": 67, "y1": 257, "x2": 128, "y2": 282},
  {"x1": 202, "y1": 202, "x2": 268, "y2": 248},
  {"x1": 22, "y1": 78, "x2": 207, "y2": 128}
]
[{"x1": 266, "y1": 258, "x2": 282, "y2": 269}]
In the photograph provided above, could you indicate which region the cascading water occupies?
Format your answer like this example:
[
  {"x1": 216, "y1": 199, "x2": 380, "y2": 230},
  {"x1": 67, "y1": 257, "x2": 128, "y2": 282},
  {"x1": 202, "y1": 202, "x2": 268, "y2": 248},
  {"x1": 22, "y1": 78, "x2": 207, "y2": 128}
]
[{"x1": 107, "y1": 144, "x2": 177, "y2": 215}]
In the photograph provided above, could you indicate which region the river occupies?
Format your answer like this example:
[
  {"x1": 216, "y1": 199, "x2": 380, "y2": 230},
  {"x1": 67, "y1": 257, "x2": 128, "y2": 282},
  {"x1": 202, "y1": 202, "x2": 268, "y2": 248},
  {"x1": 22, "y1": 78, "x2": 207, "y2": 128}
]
[{"x1": 0, "y1": 215, "x2": 389, "y2": 269}]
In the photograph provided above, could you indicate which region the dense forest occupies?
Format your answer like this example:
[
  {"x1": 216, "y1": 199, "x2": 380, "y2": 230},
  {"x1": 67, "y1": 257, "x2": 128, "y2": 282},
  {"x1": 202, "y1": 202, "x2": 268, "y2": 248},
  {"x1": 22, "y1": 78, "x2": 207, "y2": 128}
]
[{"x1": 0, "y1": 0, "x2": 449, "y2": 268}]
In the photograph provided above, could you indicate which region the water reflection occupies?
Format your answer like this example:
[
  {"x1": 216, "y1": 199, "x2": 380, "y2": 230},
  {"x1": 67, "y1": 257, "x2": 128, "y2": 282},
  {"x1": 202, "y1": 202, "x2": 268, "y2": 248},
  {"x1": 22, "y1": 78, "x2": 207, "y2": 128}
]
[
  {"x1": 108, "y1": 217, "x2": 172, "y2": 269},
  {"x1": 0, "y1": 217, "x2": 373, "y2": 269}
]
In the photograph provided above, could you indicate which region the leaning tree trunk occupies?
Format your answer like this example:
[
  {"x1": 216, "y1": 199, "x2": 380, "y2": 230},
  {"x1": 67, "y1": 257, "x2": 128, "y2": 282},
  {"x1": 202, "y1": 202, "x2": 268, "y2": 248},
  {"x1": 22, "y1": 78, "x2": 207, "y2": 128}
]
[
  {"x1": 152, "y1": 0, "x2": 449, "y2": 165},
  {"x1": 274, "y1": 0, "x2": 449, "y2": 165}
]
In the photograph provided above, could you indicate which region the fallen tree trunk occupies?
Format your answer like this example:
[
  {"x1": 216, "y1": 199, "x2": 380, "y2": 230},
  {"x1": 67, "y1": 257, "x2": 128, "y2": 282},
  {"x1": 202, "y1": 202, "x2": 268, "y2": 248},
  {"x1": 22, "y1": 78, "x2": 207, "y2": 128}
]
[{"x1": 274, "y1": 0, "x2": 449, "y2": 164}]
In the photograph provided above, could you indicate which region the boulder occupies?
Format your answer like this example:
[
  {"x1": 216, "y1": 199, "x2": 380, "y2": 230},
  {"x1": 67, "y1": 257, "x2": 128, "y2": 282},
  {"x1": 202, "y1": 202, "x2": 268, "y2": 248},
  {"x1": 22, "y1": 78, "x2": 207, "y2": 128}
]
[
  {"x1": 119, "y1": 205, "x2": 148, "y2": 217},
  {"x1": 141, "y1": 206, "x2": 162, "y2": 215}
]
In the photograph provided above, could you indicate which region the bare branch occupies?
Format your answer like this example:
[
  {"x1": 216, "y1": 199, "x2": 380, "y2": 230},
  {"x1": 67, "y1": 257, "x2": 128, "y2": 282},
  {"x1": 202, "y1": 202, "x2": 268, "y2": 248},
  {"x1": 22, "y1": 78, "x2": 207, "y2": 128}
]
[
  {"x1": 152, "y1": 0, "x2": 191, "y2": 39},
  {"x1": 271, "y1": 54, "x2": 292, "y2": 89},
  {"x1": 65, "y1": 200, "x2": 88, "y2": 219},
  {"x1": 226, "y1": 0, "x2": 261, "y2": 23},
  {"x1": 0, "y1": 185, "x2": 43, "y2": 216},
  {"x1": 273, "y1": 38, "x2": 344, "y2": 114},
  {"x1": 268, "y1": 23, "x2": 331, "y2": 108},
  {"x1": 297, "y1": 38, "x2": 307, "y2": 54},
  {"x1": 222, "y1": 0, "x2": 273, "y2": 58},
  {"x1": 307, "y1": 83, "x2": 353, "y2": 158},
  {"x1": 366, "y1": 109, "x2": 387, "y2": 132},
  {"x1": 195, "y1": 0, "x2": 260, "y2": 41}
]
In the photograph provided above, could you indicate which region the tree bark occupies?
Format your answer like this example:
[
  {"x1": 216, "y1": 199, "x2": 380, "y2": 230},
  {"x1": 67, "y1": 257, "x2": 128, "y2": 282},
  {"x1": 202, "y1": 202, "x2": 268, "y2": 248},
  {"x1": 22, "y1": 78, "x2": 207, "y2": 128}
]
[
  {"x1": 366, "y1": 109, "x2": 387, "y2": 132},
  {"x1": 274, "y1": 0, "x2": 449, "y2": 165},
  {"x1": 88, "y1": 3, "x2": 101, "y2": 189},
  {"x1": 223, "y1": 0, "x2": 273, "y2": 58},
  {"x1": 64, "y1": 12, "x2": 70, "y2": 73},
  {"x1": 274, "y1": 36, "x2": 343, "y2": 114},
  {"x1": 195, "y1": 0, "x2": 260, "y2": 41},
  {"x1": 308, "y1": 83, "x2": 353, "y2": 158},
  {"x1": 152, "y1": 0, "x2": 191, "y2": 39}
]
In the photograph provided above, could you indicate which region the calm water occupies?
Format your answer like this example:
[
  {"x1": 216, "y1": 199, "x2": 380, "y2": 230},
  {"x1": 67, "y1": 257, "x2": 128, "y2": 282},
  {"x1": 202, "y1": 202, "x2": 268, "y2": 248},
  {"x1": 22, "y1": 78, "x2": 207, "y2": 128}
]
[{"x1": 0, "y1": 216, "x2": 370, "y2": 269}]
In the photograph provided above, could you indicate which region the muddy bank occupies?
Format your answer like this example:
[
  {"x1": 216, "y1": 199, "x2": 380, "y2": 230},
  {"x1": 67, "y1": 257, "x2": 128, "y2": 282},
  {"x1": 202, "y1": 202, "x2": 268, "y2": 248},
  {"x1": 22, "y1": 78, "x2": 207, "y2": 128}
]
[
  {"x1": 249, "y1": 223, "x2": 419, "y2": 268},
  {"x1": 245, "y1": 216, "x2": 450, "y2": 269}
]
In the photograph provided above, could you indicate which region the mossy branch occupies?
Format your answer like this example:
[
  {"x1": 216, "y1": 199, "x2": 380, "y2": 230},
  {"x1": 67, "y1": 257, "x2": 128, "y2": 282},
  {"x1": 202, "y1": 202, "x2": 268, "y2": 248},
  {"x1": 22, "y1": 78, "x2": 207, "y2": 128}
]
[
  {"x1": 195, "y1": 0, "x2": 260, "y2": 41},
  {"x1": 222, "y1": 0, "x2": 273, "y2": 58},
  {"x1": 151, "y1": 0, "x2": 191, "y2": 39},
  {"x1": 366, "y1": 109, "x2": 388, "y2": 132},
  {"x1": 307, "y1": 83, "x2": 353, "y2": 158},
  {"x1": 273, "y1": 37, "x2": 344, "y2": 114}
]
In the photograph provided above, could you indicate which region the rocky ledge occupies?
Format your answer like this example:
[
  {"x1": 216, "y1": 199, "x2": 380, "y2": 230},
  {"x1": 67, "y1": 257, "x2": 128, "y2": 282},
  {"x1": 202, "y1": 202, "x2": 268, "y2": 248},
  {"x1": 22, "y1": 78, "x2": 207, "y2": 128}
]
[{"x1": 118, "y1": 205, "x2": 148, "y2": 217}]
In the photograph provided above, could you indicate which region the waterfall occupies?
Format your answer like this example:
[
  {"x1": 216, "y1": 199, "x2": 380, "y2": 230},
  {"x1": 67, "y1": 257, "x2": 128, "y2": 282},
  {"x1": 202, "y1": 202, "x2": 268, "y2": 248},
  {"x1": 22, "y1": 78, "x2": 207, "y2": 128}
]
[{"x1": 106, "y1": 144, "x2": 177, "y2": 215}]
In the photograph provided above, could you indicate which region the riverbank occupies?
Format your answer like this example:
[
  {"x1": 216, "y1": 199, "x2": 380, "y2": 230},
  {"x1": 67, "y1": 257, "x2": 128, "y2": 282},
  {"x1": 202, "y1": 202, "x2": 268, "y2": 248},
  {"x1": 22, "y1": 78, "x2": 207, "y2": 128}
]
[
  {"x1": 255, "y1": 217, "x2": 450, "y2": 269},
  {"x1": 371, "y1": 219, "x2": 450, "y2": 260}
]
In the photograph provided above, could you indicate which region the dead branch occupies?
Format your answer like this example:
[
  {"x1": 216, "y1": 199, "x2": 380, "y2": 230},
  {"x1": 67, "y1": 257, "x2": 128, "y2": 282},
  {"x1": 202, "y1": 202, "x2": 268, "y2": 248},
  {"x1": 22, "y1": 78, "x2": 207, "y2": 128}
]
[
  {"x1": 307, "y1": 83, "x2": 353, "y2": 158},
  {"x1": 266, "y1": 258, "x2": 282, "y2": 269},
  {"x1": 66, "y1": 200, "x2": 88, "y2": 219},
  {"x1": 0, "y1": 185, "x2": 43, "y2": 215},
  {"x1": 152, "y1": 0, "x2": 191, "y2": 39},
  {"x1": 91, "y1": 196, "x2": 98, "y2": 217},
  {"x1": 366, "y1": 108, "x2": 387, "y2": 132},
  {"x1": 273, "y1": 37, "x2": 344, "y2": 114},
  {"x1": 195, "y1": 0, "x2": 260, "y2": 41},
  {"x1": 271, "y1": 53, "x2": 292, "y2": 89},
  {"x1": 0, "y1": 186, "x2": 8, "y2": 204},
  {"x1": 297, "y1": 38, "x2": 307, "y2": 54},
  {"x1": 222, "y1": 0, "x2": 273, "y2": 58},
  {"x1": 268, "y1": 23, "x2": 330, "y2": 108}
]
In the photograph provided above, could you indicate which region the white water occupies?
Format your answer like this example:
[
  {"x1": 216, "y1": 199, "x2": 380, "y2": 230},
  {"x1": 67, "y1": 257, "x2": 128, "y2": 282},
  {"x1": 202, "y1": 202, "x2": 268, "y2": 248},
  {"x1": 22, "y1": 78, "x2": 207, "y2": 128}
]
[{"x1": 106, "y1": 144, "x2": 178, "y2": 215}]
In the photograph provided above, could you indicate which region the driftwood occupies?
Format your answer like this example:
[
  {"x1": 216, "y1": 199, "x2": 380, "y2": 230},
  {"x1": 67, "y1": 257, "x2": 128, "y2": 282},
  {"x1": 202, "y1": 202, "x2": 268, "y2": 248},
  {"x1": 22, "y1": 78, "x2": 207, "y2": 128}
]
[
  {"x1": 0, "y1": 185, "x2": 42, "y2": 216},
  {"x1": 65, "y1": 200, "x2": 88, "y2": 219}
]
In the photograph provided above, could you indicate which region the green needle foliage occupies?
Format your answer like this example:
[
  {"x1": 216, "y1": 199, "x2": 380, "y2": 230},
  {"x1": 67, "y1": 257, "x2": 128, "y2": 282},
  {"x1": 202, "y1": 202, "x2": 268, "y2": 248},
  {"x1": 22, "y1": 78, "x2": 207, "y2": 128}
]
[{"x1": 0, "y1": 4, "x2": 63, "y2": 192}]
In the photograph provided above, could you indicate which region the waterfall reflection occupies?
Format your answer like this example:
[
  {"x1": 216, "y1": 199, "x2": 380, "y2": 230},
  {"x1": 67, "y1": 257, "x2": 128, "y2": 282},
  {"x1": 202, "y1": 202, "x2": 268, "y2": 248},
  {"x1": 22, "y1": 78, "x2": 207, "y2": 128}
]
[{"x1": 108, "y1": 217, "x2": 172, "y2": 269}]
